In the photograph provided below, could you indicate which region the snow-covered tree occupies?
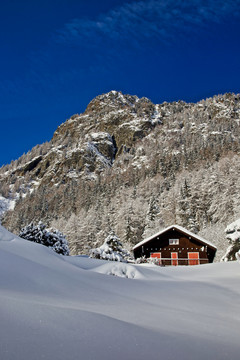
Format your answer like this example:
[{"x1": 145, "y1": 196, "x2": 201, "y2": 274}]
[
  {"x1": 90, "y1": 232, "x2": 133, "y2": 262},
  {"x1": 221, "y1": 219, "x2": 240, "y2": 261},
  {"x1": 236, "y1": 250, "x2": 240, "y2": 262},
  {"x1": 19, "y1": 222, "x2": 70, "y2": 255}
]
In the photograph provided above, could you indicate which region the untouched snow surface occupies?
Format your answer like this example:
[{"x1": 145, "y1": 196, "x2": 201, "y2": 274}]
[{"x1": 0, "y1": 225, "x2": 240, "y2": 360}]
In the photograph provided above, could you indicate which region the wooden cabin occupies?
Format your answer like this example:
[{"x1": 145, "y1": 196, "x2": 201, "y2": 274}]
[{"x1": 133, "y1": 225, "x2": 217, "y2": 266}]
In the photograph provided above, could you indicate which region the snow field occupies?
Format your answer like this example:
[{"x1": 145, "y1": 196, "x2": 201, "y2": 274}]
[{"x1": 0, "y1": 225, "x2": 240, "y2": 360}]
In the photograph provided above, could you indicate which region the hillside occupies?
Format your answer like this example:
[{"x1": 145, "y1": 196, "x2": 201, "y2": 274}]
[
  {"x1": 1, "y1": 91, "x2": 240, "y2": 258},
  {"x1": 0, "y1": 224, "x2": 240, "y2": 360}
]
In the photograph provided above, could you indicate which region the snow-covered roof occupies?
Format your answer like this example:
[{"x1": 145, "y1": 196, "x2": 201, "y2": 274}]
[{"x1": 133, "y1": 224, "x2": 217, "y2": 250}]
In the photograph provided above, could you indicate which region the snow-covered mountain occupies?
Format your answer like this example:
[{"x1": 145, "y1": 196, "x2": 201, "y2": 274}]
[
  {"x1": 0, "y1": 224, "x2": 240, "y2": 360},
  {"x1": 1, "y1": 91, "x2": 240, "y2": 257}
]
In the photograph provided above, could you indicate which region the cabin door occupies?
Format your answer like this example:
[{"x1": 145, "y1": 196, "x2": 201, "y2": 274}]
[
  {"x1": 171, "y1": 252, "x2": 178, "y2": 266},
  {"x1": 150, "y1": 252, "x2": 161, "y2": 265},
  {"x1": 188, "y1": 252, "x2": 199, "y2": 265}
]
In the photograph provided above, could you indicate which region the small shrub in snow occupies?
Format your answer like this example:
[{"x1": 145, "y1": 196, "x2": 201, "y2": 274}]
[
  {"x1": 221, "y1": 219, "x2": 240, "y2": 261},
  {"x1": 90, "y1": 232, "x2": 133, "y2": 262},
  {"x1": 135, "y1": 256, "x2": 160, "y2": 265},
  {"x1": 135, "y1": 256, "x2": 147, "y2": 264},
  {"x1": 19, "y1": 222, "x2": 70, "y2": 255}
]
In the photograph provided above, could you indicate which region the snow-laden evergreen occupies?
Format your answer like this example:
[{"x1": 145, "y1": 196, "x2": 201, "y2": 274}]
[
  {"x1": 19, "y1": 221, "x2": 69, "y2": 255},
  {"x1": 90, "y1": 232, "x2": 133, "y2": 262},
  {"x1": 222, "y1": 218, "x2": 240, "y2": 261},
  {"x1": 236, "y1": 250, "x2": 240, "y2": 261}
]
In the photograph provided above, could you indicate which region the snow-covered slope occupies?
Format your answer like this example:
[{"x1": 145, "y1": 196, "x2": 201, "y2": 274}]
[{"x1": 0, "y1": 225, "x2": 239, "y2": 360}]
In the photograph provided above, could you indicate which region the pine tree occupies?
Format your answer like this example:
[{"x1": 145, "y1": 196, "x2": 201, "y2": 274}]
[
  {"x1": 90, "y1": 232, "x2": 133, "y2": 262},
  {"x1": 221, "y1": 219, "x2": 240, "y2": 261}
]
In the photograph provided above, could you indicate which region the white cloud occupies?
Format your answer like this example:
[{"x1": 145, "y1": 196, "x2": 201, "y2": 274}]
[{"x1": 54, "y1": 0, "x2": 240, "y2": 47}]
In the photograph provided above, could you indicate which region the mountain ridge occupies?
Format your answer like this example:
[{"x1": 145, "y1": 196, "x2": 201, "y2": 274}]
[{"x1": 1, "y1": 90, "x2": 240, "y2": 259}]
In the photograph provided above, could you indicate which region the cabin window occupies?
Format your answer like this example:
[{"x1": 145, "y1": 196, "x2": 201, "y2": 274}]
[{"x1": 169, "y1": 239, "x2": 179, "y2": 245}]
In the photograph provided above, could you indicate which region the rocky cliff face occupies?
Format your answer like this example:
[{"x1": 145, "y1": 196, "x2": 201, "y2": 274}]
[{"x1": 1, "y1": 91, "x2": 240, "y2": 259}]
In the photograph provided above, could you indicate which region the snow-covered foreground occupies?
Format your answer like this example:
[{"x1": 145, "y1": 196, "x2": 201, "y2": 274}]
[{"x1": 0, "y1": 225, "x2": 239, "y2": 360}]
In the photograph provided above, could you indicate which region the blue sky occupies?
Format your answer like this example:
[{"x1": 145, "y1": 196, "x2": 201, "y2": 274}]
[{"x1": 0, "y1": 0, "x2": 240, "y2": 166}]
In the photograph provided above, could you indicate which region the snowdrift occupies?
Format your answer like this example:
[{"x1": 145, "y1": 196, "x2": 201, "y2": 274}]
[{"x1": 0, "y1": 225, "x2": 240, "y2": 360}]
